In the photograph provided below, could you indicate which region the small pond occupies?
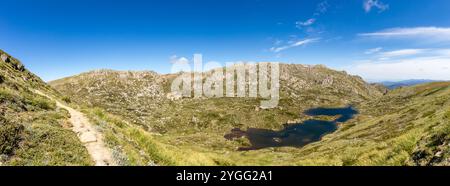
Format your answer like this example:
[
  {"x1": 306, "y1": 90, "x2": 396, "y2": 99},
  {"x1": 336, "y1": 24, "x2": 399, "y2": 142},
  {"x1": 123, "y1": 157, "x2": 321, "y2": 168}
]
[{"x1": 224, "y1": 106, "x2": 358, "y2": 150}]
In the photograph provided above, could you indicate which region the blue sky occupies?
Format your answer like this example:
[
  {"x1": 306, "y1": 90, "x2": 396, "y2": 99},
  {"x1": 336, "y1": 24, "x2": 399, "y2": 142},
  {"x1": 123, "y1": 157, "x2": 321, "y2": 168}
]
[{"x1": 1, "y1": 0, "x2": 450, "y2": 81}]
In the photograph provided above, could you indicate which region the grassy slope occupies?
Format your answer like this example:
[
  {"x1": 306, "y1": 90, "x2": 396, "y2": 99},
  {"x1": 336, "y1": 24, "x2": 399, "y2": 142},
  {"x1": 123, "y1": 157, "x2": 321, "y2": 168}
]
[
  {"x1": 0, "y1": 50, "x2": 92, "y2": 165},
  {"x1": 285, "y1": 82, "x2": 450, "y2": 165},
  {"x1": 49, "y1": 65, "x2": 450, "y2": 166},
  {"x1": 4, "y1": 49, "x2": 447, "y2": 166},
  {"x1": 77, "y1": 82, "x2": 449, "y2": 166},
  {"x1": 49, "y1": 65, "x2": 383, "y2": 134}
]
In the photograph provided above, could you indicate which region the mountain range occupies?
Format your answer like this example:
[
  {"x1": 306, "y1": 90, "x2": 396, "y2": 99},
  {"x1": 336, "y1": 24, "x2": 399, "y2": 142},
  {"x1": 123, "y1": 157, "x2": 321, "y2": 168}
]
[
  {"x1": 1, "y1": 49, "x2": 449, "y2": 166},
  {"x1": 380, "y1": 80, "x2": 442, "y2": 90}
]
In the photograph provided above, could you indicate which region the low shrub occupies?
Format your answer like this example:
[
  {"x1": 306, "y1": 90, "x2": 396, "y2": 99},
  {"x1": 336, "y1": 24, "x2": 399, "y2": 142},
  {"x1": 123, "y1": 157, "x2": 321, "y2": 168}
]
[
  {"x1": 0, "y1": 87, "x2": 16, "y2": 101},
  {"x1": 25, "y1": 95, "x2": 56, "y2": 110},
  {"x1": 62, "y1": 96, "x2": 71, "y2": 103},
  {"x1": 0, "y1": 118, "x2": 24, "y2": 155}
]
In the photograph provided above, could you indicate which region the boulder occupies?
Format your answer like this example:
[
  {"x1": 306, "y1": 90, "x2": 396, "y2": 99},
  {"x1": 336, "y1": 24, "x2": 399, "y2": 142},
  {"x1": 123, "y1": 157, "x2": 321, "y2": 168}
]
[
  {"x1": 14, "y1": 62, "x2": 25, "y2": 72},
  {"x1": 1, "y1": 54, "x2": 7, "y2": 62}
]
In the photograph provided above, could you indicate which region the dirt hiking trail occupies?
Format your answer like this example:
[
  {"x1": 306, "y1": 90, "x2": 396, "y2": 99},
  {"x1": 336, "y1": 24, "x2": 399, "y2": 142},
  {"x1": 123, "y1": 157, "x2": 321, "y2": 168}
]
[{"x1": 34, "y1": 90, "x2": 116, "y2": 166}]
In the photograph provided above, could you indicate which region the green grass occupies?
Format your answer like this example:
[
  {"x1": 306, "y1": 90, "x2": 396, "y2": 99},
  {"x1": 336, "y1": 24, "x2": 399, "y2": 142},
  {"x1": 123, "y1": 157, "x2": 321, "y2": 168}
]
[
  {"x1": 46, "y1": 61, "x2": 450, "y2": 166},
  {"x1": 0, "y1": 117, "x2": 24, "y2": 155},
  {"x1": 7, "y1": 111, "x2": 92, "y2": 166},
  {"x1": 0, "y1": 88, "x2": 93, "y2": 165},
  {"x1": 1, "y1": 52, "x2": 93, "y2": 165},
  {"x1": 83, "y1": 107, "x2": 230, "y2": 165},
  {"x1": 72, "y1": 82, "x2": 450, "y2": 166}
]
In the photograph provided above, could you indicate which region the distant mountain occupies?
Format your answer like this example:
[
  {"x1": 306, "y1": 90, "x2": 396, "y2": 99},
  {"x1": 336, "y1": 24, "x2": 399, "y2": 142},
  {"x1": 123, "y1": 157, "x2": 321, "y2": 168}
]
[
  {"x1": 3, "y1": 49, "x2": 450, "y2": 166},
  {"x1": 380, "y1": 79, "x2": 440, "y2": 89},
  {"x1": 50, "y1": 63, "x2": 450, "y2": 166},
  {"x1": 49, "y1": 64, "x2": 385, "y2": 133}
]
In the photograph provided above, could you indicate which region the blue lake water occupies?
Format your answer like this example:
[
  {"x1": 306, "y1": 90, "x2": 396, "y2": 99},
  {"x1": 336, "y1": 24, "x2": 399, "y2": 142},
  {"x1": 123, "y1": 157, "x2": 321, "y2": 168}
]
[{"x1": 224, "y1": 106, "x2": 359, "y2": 150}]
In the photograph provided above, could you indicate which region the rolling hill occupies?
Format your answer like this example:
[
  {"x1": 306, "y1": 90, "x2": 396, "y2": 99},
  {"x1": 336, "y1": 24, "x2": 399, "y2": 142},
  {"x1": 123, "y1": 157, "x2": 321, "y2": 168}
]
[
  {"x1": 1, "y1": 49, "x2": 449, "y2": 166},
  {"x1": 49, "y1": 62, "x2": 449, "y2": 165}
]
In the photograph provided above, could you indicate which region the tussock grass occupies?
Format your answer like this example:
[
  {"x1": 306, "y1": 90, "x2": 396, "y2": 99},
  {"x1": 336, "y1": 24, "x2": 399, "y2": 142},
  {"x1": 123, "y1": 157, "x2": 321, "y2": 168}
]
[
  {"x1": 83, "y1": 108, "x2": 226, "y2": 166},
  {"x1": 48, "y1": 59, "x2": 450, "y2": 166},
  {"x1": 78, "y1": 83, "x2": 450, "y2": 166},
  {"x1": 1, "y1": 49, "x2": 92, "y2": 165}
]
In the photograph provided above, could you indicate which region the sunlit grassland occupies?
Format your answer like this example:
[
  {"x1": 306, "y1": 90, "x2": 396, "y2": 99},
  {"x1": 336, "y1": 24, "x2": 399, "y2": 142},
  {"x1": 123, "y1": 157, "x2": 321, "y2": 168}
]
[
  {"x1": 77, "y1": 82, "x2": 449, "y2": 166},
  {"x1": 1, "y1": 50, "x2": 92, "y2": 166}
]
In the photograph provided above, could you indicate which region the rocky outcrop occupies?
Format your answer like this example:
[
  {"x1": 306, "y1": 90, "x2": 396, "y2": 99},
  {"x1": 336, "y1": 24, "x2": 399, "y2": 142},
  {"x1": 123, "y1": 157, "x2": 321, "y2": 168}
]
[
  {"x1": 321, "y1": 76, "x2": 334, "y2": 87},
  {"x1": 0, "y1": 51, "x2": 25, "y2": 71},
  {"x1": 1, "y1": 54, "x2": 7, "y2": 62}
]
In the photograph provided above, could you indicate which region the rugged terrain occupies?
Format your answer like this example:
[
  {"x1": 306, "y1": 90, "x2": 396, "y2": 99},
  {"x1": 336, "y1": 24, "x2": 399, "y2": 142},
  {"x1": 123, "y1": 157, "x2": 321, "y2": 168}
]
[
  {"x1": 0, "y1": 50, "x2": 92, "y2": 165},
  {"x1": 50, "y1": 65, "x2": 384, "y2": 134},
  {"x1": 1, "y1": 49, "x2": 449, "y2": 166},
  {"x1": 49, "y1": 63, "x2": 449, "y2": 166}
]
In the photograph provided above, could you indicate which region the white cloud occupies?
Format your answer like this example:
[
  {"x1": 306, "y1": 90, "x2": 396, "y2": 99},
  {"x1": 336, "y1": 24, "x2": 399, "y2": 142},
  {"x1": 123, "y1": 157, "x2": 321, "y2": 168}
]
[
  {"x1": 270, "y1": 38, "x2": 320, "y2": 53},
  {"x1": 365, "y1": 47, "x2": 383, "y2": 54},
  {"x1": 436, "y1": 49, "x2": 450, "y2": 56},
  {"x1": 378, "y1": 49, "x2": 427, "y2": 58},
  {"x1": 345, "y1": 50, "x2": 450, "y2": 81},
  {"x1": 296, "y1": 18, "x2": 316, "y2": 27},
  {"x1": 296, "y1": 1, "x2": 329, "y2": 30},
  {"x1": 363, "y1": 0, "x2": 389, "y2": 13},
  {"x1": 346, "y1": 57, "x2": 450, "y2": 81},
  {"x1": 359, "y1": 27, "x2": 450, "y2": 43}
]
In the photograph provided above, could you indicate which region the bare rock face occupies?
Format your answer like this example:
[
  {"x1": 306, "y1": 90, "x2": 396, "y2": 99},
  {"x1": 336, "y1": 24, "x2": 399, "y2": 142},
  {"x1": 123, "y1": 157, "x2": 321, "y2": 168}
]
[
  {"x1": 0, "y1": 53, "x2": 25, "y2": 72},
  {"x1": 321, "y1": 76, "x2": 334, "y2": 87},
  {"x1": 1, "y1": 54, "x2": 7, "y2": 62}
]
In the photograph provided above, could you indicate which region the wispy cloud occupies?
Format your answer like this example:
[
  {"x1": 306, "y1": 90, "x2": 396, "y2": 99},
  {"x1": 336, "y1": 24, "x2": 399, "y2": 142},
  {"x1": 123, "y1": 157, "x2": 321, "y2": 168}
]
[
  {"x1": 296, "y1": 18, "x2": 316, "y2": 27},
  {"x1": 346, "y1": 56, "x2": 450, "y2": 81},
  {"x1": 274, "y1": 1, "x2": 327, "y2": 55},
  {"x1": 296, "y1": 1, "x2": 329, "y2": 30},
  {"x1": 270, "y1": 38, "x2": 320, "y2": 53},
  {"x1": 363, "y1": 0, "x2": 389, "y2": 13},
  {"x1": 347, "y1": 48, "x2": 450, "y2": 81},
  {"x1": 359, "y1": 27, "x2": 450, "y2": 43},
  {"x1": 365, "y1": 47, "x2": 383, "y2": 54},
  {"x1": 378, "y1": 49, "x2": 428, "y2": 58}
]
